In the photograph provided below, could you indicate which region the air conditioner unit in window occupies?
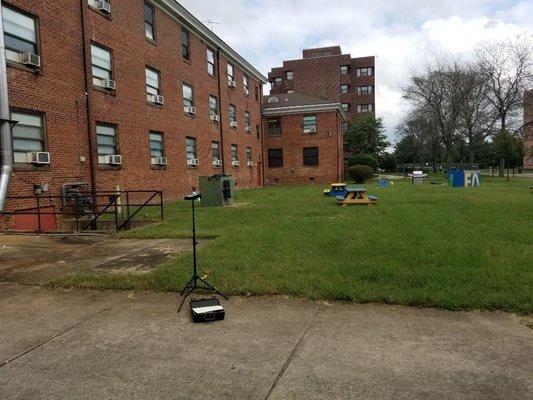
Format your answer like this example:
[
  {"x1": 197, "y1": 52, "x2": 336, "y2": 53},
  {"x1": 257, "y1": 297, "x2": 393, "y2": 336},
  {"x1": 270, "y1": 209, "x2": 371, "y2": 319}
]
[
  {"x1": 26, "y1": 152, "x2": 50, "y2": 165},
  {"x1": 304, "y1": 127, "x2": 317, "y2": 134},
  {"x1": 20, "y1": 53, "x2": 41, "y2": 68},
  {"x1": 247, "y1": 161, "x2": 254, "y2": 167},
  {"x1": 95, "y1": 0, "x2": 111, "y2": 13},
  {"x1": 210, "y1": 114, "x2": 221, "y2": 122},
  {"x1": 107, "y1": 155, "x2": 122, "y2": 165},
  {"x1": 184, "y1": 106, "x2": 197, "y2": 115},
  {"x1": 151, "y1": 156, "x2": 167, "y2": 166},
  {"x1": 212, "y1": 159, "x2": 222, "y2": 167},
  {"x1": 244, "y1": 88, "x2": 250, "y2": 96},
  {"x1": 245, "y1": 126, "x2": 252, "y2": 133},
  {"x1": 148, "y1": 94, "x2": 164, "y2": 105},
  {"x1": 187, "y1": 158, "x2": 199, "y2": 166},
  {"x1": 101, "y1": 79, "x2": 116, "y2": 90},
  {"x1": 230, "y1": 121, "x2": 238, "y2": 129},
  {"x1": 228, "y1": 80, "x2": 236, "y2": 88},
  {"x1": 232, "y1": 160, "x2": 240, "y2": 167}
]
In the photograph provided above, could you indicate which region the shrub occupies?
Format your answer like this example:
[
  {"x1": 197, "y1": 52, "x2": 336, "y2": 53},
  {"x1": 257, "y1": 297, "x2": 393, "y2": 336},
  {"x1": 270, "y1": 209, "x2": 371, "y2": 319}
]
[
  {"x1": 347, "y1": 153, "x2": 378, "y2": 170},
  {"x1": 346, "y1": 165, "x2": 375, "y2": 183}
]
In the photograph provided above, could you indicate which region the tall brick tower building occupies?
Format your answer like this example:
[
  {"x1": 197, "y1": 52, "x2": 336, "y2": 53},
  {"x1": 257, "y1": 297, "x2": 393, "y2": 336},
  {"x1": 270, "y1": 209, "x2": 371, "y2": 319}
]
[{"x1": 268, "y1": 46, "x2": 375, "y2": 123}]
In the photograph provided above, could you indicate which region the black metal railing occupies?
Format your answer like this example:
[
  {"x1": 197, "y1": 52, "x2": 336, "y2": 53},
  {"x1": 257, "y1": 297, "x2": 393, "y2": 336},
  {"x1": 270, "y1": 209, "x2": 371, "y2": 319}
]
[{"x1": 1, "y1": 190, "x2": 163, "y2": 233}]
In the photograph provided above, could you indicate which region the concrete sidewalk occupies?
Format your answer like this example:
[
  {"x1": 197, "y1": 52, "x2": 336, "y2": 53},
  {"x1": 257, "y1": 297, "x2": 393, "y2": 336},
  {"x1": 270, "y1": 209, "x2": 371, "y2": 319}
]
[{"x1": 0, "y1": 284, "x2": 531, "y2": 400}]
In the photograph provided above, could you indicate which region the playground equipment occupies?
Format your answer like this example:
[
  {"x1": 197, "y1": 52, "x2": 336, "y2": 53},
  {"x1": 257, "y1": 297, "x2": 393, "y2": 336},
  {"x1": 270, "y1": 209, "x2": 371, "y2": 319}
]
[
  {"x1": 323, "y1": 183, "x2": 349, "y2": 197},
  {"x1": 336, "y1": 188, "x2": 378, "y2": 206},
  {"x1": 408, "y1": 170, "x2": 427, "y2": 185},
  {"x1": 448, "y1": 169, "x2": 481, "y2": 188}
]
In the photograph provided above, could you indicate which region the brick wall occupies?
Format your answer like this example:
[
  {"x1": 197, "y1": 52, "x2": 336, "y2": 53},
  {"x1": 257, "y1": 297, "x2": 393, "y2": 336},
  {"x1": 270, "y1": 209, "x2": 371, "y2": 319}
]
[
  {"x1": 268, "y1": 48, "x2": 375, "y2": 122},
  {"x1": 1, "y1": 0, "x2": 264, "y2": 229},
  {"x1": 263, "y1": 110, "x2": 344, "y2": 185},
  {"x1": 524, "y1": 90, "x2": 533, "y2": 168}
]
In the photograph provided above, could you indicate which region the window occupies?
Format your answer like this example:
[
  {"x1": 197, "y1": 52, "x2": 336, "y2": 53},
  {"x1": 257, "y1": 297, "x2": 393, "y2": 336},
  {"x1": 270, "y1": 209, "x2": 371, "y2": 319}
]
[
  {"x1": 340, "y1": 65, "x2": 350, "y2": 75},
  {"x1": 227, "y1": 63, "x2": 234, "y2": 85},
  {"x1": 145, "y1": 67, "x2": 160, "y2": 100},
  {"x1": 243, "y1": 75, "x2": 249, "y2": 94},
  {"x1": 302, "y1": 116, "x2": 317, "y2": 133},
  {"x1": 209, "y1": 95, "x2": 218, "y2": 116},
  {"x1": 268, "y1": 148, "x2": 283, "y2": 167},
  {"x1": 207, "y1": 48, "x2": 216, "y2": 75},
  {"x1": 267, "y1": 118, "x2": 282, "y2": 136},
  {"x1": 246, "y1": 147, "x2": 252, "y2": 163},
  {"x1": 357, "y1": 104, "x2": 373, "y2": 113},
  {"x1": 273, "y1": 77, "x2": 282, "y2": 86},
  {"x1": 256, "y1": 124, "x2": 260, "y2": 139},
  {"x1": 286, "y1": 89, "x2": 294, "y2": 94},
  {"x1": 341, "y1": 103, "x2": 350, "y2": 112},
  {"x1": 342, "y1": 121, "x2": 349, "y2": 134},
  {"x1": 231, "y1": 144, "x2": 238, "y2": 162},
  {"x1": 186, "y1": 137, "x2": 197, "y2": 161},
  {"x1": 181, "y1": 28, "x2": 190, "y2": 60},
  {"x1": 2, "y1": 5, "x2": 38, "y2": 62},
  {"x1": 340, "y1": 84, "x2": 350, "y2": 94},
  {"x1": 357, "y1": 85, "x2": 373, "y2": 95},
  {"x1": 356, "y1": 67, "x2": 373, "y2": 77},
  {"x1": 229, "y1": 104, "x2": 237, "y2": 123},
  {"x1": 96, "y1": 124, "x2": 117, "y2": 157},
  {"x1": 255, "y1": 86, "x2": 259, "y2": 101},
  {"x1": 91, "y1": 44, "x2": 112, "y2": 87},
  {"x1": 212, "y1": 141, "x2": 221, "y2": 162},
  {"x1": 303, "y1": 147, "x2": 319, "y2": 166},
  {"x1": 149, "y1": 131, "x2": 164, "y2": 158},
  {"x1": 183, "y1": 83, "x2": 194, "y2": 108},
  {"x1": 10, "y1": 111, "x2": 44, "y2": 163},
  {"x1": 144, "y1": 3, "x2": 155, "y2": 40},
  {"x1": 285, "y1": 71, "x2": 293, "y2": 80},
  {"x1": 245, "y1": 111, "x2": 251, "y2": 131}
]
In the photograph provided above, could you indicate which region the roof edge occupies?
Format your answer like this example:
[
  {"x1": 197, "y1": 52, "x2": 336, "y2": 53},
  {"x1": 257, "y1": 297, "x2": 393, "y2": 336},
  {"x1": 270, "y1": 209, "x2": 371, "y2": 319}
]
[
  {"x1": 156, "y1": 1, "x2": 267, "y2": 83},
  {"x1": 263, "y1": 103, "x2": 348, "y2": 120}
]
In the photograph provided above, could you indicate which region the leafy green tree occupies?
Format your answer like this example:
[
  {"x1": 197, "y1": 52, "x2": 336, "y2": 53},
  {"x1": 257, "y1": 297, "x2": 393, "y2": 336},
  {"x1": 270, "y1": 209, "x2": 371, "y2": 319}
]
[
  {"x1": 347, "y1": 153, "x2": 378, "y2": 170},
  {"x1": 493, "y1": 130, "x2": 525, "y2": 180},
  {"x1": 379, "y1": 153, "x2": 397, "y2": 172},
  {"x1": 344, "y1": 115, "x2": 389, "y2": 158}
]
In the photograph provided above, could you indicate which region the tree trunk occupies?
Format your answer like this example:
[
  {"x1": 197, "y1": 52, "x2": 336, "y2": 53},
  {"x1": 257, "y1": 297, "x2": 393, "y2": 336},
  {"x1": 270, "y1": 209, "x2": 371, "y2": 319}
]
[
  {"x1": 468, "y1": 147, "x2": 475, "y2": 165},
  {"x1": 500, "y1": 158, "x2": 506, "y2": 179}
]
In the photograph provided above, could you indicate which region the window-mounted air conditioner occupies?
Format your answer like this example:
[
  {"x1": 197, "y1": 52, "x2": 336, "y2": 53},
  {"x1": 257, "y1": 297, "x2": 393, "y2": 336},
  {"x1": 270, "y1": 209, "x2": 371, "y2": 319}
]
[
  {"x1": 95, "y1": 0, "x2": 111, "y2": 13},
  {"x1": 244, "y1": 88, "x2": 250, "y2": 96},
  {"x1": 152, "y1": 156, "x2": 167, "y2": 166},
  {"x1": 106, "y1": 155, "x2": 122, "y2": 165},
  {"x1": 187, "y1": 158, "x2": 199, "y2": 166},
  {"x1": 304, "y1": 127, "x2": 317, "y2": 134},
  {"x1": 148, "y1": 94, "x2": 164, "y2": 105},
  {"x1": 230, "y1": 121, "x2": 238, "y2": 129},
  {"x1": 20, "y1": 53, "x2": 41, "y2": 68},
  {"x1": 101, "y1": 79, "x2": 116, "y2": 90},
  {"x1": 27, "y1": 152, "x2": 50, "y2": 165},
  {"x1": 210, "y1": 114, "x2": 221, "y2": 122},
  {"x1": 245, "y1": 126, "x2": 252, "y2": 133},
  {"x1": 228, "y1": 80, "x2": 236, "y2": 88},
  {"x1": 247, "y1": 161, "x2": 254, "y2": 167},
  {"x1": 232, "y1": 160, "x2": 240, "y2": 167},
  {"x1": 184, "y1": 106, "x2": 197, "y2": 115},
  {"x1": 212, "y1": 159, "x2": 222, "y2": 167}
]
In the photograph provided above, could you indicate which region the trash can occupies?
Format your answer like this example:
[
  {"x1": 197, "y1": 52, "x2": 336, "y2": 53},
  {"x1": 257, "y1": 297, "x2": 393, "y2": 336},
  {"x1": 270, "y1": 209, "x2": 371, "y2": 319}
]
[{"x1": 198, "y1": 174, "x2": 235, "y2": 207}]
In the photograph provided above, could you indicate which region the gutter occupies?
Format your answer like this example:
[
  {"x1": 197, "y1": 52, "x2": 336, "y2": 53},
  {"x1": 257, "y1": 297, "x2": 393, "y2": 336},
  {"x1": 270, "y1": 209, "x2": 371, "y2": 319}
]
[
  {"x1": 263, "y1": 103, "x2": 347, "y2": 117},
  {"x1": 0, "y1": 1, "x2": 13, "y2": 212}
]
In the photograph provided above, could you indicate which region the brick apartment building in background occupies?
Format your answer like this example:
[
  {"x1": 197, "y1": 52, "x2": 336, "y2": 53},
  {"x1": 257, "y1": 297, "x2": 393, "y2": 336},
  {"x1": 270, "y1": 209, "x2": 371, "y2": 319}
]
[
  {"x1": 524, "y1": 90, "x2": 533, "y2": 169},
  {"x1": 263, "y1": 94, "x2": 346, "y2": 185},
  {"x1": 0, "y1": 0, "x2": 267, "y2": 230},
  {"x1": 268, "y1": 46, "x2": 375, "y2": 126}
]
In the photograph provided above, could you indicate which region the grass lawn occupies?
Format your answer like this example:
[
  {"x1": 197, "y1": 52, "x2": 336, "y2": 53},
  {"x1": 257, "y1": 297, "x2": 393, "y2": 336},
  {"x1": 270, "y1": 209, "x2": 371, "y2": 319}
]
[{"x1": 46, "y1": 177, "x2": 533, "y2": 313}]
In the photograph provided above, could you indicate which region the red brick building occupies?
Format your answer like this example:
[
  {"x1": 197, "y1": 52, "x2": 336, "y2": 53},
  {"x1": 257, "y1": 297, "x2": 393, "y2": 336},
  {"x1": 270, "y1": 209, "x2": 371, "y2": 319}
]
[
  {"x1": 0, "y1": 0, "x2": 267, "y2": 229},
  {"x1": 262, "y1": 94, "x2": 346, "y2": 185},
  {"x1": 268, "y1": 46, "x2": 375, "y2": 124},
  {"x1": 524, "y1": 90, "x2": 533, "y2": 169}
]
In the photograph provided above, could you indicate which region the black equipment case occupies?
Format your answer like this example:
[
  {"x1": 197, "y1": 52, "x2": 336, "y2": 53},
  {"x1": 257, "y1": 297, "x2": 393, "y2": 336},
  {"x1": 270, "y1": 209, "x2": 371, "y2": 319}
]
[{"x1": 190, "y1": 297, "x2": 225, "y2": 323}]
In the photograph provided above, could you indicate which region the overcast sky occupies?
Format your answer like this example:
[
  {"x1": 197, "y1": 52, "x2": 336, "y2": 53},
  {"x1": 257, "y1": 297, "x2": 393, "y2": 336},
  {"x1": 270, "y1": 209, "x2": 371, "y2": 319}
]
[{"x1": 179, "y1": 0, "x2": 533, "y2": 140}]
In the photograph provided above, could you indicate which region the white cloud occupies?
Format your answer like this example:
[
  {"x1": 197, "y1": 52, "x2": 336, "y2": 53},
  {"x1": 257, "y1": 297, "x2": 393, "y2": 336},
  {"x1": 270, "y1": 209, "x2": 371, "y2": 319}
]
[{"x1": 178, "y1": 0, "x2": 533, "y2": 139}]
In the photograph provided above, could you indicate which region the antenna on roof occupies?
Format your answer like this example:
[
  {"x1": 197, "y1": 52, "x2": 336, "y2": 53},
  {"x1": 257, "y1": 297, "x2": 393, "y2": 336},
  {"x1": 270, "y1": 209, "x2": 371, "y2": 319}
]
[{"x1": 202, "y1": 19, "x2": 220, "y2": 32}]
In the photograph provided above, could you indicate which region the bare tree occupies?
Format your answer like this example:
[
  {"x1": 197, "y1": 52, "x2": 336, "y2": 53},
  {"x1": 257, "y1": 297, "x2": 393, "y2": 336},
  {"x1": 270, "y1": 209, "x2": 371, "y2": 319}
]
[
  {"x1": 403, "y1": 59, "x2": 464, "y2": 169},
  {"x1": 456, "y1": 65, "x2": 497, "y2": 164},
  {"x1": 476, "y1": 37, "x2": 533, "y2": 176}
]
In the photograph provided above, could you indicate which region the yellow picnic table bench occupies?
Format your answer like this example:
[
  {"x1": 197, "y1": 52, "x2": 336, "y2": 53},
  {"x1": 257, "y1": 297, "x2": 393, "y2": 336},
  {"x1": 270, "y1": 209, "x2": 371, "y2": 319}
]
[{"x1": 336, "y1": 188, "x2": 378, "y2": 206}]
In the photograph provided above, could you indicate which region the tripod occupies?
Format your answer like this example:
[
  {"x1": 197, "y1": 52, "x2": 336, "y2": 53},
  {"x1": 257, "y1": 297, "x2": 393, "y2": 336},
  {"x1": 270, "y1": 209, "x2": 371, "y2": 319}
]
[{"x1": 178, "y1": 193, "x2": 228, "y2": 313}]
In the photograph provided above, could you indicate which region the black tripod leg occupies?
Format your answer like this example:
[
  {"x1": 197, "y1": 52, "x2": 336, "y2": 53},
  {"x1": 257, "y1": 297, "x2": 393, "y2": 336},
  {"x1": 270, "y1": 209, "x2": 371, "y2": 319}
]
[
  {"x1": 198, "y1": 277, "x2": 229, "y2": 300},
  {"x1": 179, "y1": 276, "x2": 195, "y2": 296},
  {"x1": 178, "y1": 285, "x2": 195, "y2": 313}
]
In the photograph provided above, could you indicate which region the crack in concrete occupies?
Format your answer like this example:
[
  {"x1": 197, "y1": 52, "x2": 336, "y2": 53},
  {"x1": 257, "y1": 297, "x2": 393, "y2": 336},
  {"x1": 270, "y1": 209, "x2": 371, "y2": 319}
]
[
  {"x1": 0, "y1": 297, "x2": 126, "y2": 368},
  {"x1": 264, "y1": 303, "x2": 322, "y2": 400}
]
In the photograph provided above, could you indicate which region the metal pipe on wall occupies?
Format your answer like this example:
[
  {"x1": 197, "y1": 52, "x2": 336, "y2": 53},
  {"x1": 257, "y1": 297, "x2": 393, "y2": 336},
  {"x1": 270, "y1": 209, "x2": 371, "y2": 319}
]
[{"x1": 0, "y1": 1, "x2": 13, "y2": 212}]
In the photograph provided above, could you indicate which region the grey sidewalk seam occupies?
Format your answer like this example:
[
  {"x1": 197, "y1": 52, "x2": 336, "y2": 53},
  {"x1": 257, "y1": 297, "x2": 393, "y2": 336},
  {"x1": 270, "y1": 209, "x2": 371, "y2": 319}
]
[{"x1": 264, "y1": 302, "x2": 322, "y2": 400}]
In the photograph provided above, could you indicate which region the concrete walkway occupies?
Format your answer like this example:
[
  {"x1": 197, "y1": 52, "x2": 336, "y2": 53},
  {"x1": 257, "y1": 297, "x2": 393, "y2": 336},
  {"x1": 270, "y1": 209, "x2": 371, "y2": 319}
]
[{"x1": 0, "y1": 284, "x2": 531, "y2": 400}]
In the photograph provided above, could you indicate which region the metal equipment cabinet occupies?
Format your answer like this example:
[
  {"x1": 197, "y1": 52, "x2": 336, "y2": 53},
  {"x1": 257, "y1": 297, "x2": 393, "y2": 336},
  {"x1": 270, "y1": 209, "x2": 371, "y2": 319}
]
[{"x1": 198, "y1": 174, "x2": 235, "y2": 207}]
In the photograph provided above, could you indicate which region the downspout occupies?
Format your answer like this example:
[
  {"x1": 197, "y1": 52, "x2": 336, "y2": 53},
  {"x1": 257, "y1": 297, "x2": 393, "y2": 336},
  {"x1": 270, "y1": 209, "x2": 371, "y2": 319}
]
[
  {"x1": 0, "y1": 1, "x2": 13, "y2": 212},
  {"x1": 336, "y1": 110, "x2": 341, "y2": 182},
  {"x1": 215, "y1": 47, "x2": 225, "y2": 173},
  {"x1": 260, "y1": 82, "x2": 265, "y2": 186},
  {"x1": 79, "y1": 0, "x2": 96, "y2": 198}
]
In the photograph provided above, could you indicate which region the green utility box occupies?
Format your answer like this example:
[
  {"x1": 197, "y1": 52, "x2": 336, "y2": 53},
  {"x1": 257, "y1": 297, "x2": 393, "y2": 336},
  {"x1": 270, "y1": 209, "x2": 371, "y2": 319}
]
[{"x1": 198, "y1": 174, "x2": 235, "y2": 207}]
